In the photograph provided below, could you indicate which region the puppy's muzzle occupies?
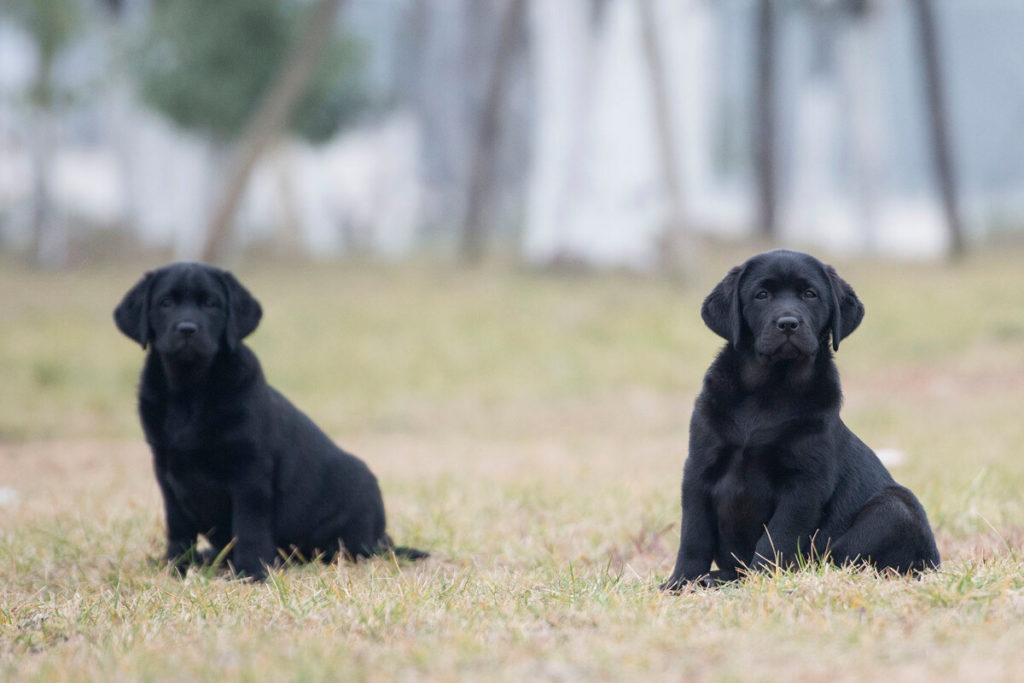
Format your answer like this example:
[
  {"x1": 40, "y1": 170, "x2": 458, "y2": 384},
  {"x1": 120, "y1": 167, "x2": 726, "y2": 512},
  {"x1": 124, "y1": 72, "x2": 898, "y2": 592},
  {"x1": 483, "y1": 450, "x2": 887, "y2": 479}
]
[
  {"x1": 164, "y1": 320, "x2": 207, "y2": 358},
  {"x1": 175, "y1": 321, "x2": 198, "y2": 337},
  {"x1": 776, "y1": 316, "x2": 800, "y2": 334}
]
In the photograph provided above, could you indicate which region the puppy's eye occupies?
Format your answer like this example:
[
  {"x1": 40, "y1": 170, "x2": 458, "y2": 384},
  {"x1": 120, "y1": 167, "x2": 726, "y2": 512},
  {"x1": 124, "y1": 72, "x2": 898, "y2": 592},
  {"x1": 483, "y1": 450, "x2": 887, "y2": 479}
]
[
  {"x1": 158, "y1": 297, "x2": 174, "y2": 309},
  {"x1": 802, "y1": 289, "x2": 817, "y2": 299},
  {"x1": 754, "y1": 290, "x2": 769, "y2": 300},
  {"x1": 201, "y1": 296, "x2": 218, "y2": 308}
]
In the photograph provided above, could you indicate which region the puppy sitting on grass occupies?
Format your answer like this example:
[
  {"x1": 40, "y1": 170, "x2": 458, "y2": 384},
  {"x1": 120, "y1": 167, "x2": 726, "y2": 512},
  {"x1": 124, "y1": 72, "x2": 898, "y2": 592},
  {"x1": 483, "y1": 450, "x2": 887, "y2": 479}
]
[
  {"x1": 662, "y1": 250, "x2": 939, "y2": 589},
  {"x1": 115, "y1": 262, "x2": 426, "y2": 579}
]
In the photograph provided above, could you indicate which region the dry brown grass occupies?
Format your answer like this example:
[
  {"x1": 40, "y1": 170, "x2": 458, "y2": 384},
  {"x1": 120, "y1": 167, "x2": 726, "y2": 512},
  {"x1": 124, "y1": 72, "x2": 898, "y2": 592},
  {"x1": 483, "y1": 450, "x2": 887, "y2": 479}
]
[{"x1": 2, "y1": 248, "x2": 1023, "y2": 681}]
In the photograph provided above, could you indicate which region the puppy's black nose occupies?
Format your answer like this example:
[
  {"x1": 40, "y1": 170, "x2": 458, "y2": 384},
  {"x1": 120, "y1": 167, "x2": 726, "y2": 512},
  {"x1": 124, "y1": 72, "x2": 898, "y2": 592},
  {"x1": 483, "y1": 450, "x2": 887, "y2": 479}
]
[
  {"x1": 176, "y1": 321, "x2": 198, "y2": 337},
  {"x1": 776, "y1": 316, "x2": 799, "y2": 333}
]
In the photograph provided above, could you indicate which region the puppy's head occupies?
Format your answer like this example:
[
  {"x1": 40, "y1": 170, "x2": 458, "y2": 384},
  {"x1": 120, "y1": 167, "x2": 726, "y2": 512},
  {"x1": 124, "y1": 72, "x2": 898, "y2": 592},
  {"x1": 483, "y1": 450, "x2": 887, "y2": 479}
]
[
  {"x1": 701, "y1": 250, "x2": 864, "y2": 363},
  {"x1": 114, "y1": 263, "x2": 262, "y2": 365}
]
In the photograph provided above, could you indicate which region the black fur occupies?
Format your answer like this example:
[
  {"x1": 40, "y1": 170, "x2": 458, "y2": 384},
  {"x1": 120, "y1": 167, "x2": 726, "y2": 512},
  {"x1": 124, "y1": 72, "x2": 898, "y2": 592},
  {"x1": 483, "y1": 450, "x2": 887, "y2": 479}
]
[
  {"x1": 662, "y1": 250, "x2": 939, "y2": 590},
  {"x1": 115, "y1": 262, "x2": 426, "y2": 579}
]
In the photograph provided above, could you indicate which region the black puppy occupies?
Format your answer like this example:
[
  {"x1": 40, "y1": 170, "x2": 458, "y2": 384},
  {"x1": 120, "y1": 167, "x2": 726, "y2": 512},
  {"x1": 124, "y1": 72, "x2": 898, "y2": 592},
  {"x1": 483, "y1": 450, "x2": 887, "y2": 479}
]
[
  {"x1": 115, "y1": 262, "x2": 425, "y2": 579},
  {"x1": 662, "y1": 250, "x2": 939, "y2": 589}
]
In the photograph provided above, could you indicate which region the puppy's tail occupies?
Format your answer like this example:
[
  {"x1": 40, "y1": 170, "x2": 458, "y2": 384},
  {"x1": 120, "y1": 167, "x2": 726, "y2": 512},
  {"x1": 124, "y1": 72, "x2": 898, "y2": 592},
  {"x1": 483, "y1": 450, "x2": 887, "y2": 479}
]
[
  {"x1": 381, "y1": 534, "x2": 429, "y2": 561},
  {"x1": 391, "y1": 545, "x2": 430, "y2": 561}
]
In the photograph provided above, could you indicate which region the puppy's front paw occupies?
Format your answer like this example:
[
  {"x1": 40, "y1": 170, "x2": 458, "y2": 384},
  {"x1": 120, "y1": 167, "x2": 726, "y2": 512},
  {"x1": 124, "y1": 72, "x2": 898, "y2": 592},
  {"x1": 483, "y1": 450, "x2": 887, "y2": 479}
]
[
  {"x1": 229, "y1": 558, "x2": 271, "y2": 582},
  {"x1": 660, "y1": 572, "x2": 726, "y2": 592},
  {"x1": 660, "y1": 575, "x2": 695, "y2": 592},
  {"x1": 696, "y1": 574, "x2": 719, "y2": 589},
  {"x1": 164, "y1": 548, "x2": 200, "y2": 579},
  {"x1": 167, "y1": 561, "x2": 189, "y2": 579}
]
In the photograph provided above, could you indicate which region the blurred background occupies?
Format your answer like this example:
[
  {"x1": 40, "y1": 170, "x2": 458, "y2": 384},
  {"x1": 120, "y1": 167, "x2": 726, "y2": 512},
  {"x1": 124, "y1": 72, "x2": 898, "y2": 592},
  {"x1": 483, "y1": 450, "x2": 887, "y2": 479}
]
[
  {"x1": 2, "y1": 0, "x2": 1022, "y2": 271},
  {"x1": 2, "y1": 9, "x2": 1024, "y2": 668}
]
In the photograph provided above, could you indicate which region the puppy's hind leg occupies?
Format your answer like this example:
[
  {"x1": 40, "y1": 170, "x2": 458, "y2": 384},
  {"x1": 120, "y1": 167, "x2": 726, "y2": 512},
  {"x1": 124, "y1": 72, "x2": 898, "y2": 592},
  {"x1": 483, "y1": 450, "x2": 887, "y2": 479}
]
[
  {"x1": 831, "y1": 485, "x2": 940, "y2": 575},
  {"x1": 332, "y1": 515, "x2": 377, "y2": 561}
]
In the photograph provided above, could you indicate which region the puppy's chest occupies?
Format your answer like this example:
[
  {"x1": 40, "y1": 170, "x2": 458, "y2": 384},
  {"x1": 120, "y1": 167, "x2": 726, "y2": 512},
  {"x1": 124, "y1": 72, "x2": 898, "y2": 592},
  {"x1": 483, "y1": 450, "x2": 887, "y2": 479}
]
[
  {"x1": 159, "y1": 440, "x2": 247, "y2": 523},
  {"x1": 161, "y1": 402, "x2": 206, "y2": 452},
  {"x1": 708, "y1": 447, "x2": 784, "y2": 520},
  {"x1": 715, "y1": 397, "x2": 807, "y2": 448},
  {"x1": 147, "y1": 400, "x2": 249, "y2": 471},
  {"x1": 146, "y1": 397, "x2": 239, "y2": 456}
]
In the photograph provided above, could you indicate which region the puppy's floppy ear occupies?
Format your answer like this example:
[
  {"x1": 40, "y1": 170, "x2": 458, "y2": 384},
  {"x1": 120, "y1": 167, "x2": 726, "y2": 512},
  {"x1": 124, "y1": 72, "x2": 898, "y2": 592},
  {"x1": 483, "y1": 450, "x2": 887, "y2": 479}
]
[
  {"x1": 220, "y1": 270, "x2": 262, "y2": 351},
  {"x1": 114, "y1": 271, "x2": 155, "y2": 349},
  {"x1": 701, "y1": 265, "x2": 745, "y2": 348},
  {"x1": 824, "y1": 264, "x2": 864, "y2": 351}
]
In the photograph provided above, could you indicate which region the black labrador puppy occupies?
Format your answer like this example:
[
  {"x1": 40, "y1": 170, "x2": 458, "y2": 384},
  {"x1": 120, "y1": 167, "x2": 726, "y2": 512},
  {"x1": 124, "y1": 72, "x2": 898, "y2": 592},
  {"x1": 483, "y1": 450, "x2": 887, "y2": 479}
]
[
  {"x1": 662, "y1": 250, "x2": 939, "y2": 589},
  {"x1": 115, "y1": 262, "x2": 426, "y2": 579}
]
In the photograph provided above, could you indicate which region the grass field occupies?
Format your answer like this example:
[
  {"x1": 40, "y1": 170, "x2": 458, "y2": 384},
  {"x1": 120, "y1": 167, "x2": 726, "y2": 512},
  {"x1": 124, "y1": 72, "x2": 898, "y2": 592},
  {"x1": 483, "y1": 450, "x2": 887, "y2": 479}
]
[{"x1": 2, "y1": 247, "x2": 1023, "y2": 681}]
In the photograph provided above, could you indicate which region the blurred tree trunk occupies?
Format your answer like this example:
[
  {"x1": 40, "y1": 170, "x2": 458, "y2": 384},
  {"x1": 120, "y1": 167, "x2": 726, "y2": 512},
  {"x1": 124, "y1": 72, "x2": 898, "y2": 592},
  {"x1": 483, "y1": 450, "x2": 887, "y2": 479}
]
[
  {"x1": 10, "y1": 0, "x2": 81, "y2": 267},
  {"x1": 201, "y1": 0, "x2": 347, "y2": 264},
  {"x1": 911, "y1": 0, "x2": 964, "y2": 259},
  {"x1": 99, "y1": 0, "x2": 141, "y2": 241},
  {"x1": 28, "y1": 109, "x2": 63, "y2": 268},
  {"x1": 271, "y1": 143, "x2": 303, "y2": 256},
  {"x1": 754, "y1": 0, "x2": 777, "y2": 239},
  {"x1": 843, "y1": 4, "x2": 883, "y2": 253},
  {"x1": 395, "y1": 0, "x2": 431, "y2": 104},
  {"x1": 459, "y1": 0, "x2": 527, "y2": 265},
  {"x1": 638, "y1": 0, "x2": 698, "y2": 277}
]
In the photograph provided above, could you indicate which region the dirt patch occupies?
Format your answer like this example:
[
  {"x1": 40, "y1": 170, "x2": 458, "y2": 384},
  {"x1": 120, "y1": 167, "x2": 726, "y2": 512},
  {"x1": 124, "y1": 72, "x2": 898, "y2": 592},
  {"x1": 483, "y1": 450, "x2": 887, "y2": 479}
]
[
  {"x1": 0, "y1": 440, "x2": 155, "y2": 517},
  {"x1": 937, "y1": 526, "x2": 1024, "y2": 563}
]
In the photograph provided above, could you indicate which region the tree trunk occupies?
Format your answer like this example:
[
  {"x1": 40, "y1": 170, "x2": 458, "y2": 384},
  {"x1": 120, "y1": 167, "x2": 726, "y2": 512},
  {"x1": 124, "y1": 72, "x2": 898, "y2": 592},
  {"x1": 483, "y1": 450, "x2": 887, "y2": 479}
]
[
  {"x1": 200, "y1": 0, "x2": 347, "y2": 264},
  {"x1": 459, "y1": 0, "x2": 527, "y2": 265},
  {"x1": 637, "y1": 0, "x2": 698, "y2": 276},
  {"x1": 271, "y1": 142, "x2": 303, "y2": 256},
  {"x1": 754, "y1": 0, "x2": 777, "y2": 239},
  {"x1": 28, "y1": 108, "x2": 63, "y2": 268},
  {"x1": 27, "y1": 51, "x2": 67, "y2": 269},
  {"x1": 911, "y1": 0, "x2": 964, "y2": 259},
  {"x1": 843, "y1": 6, "x2": 883, "y2": 253},
  {"x1": 395, "y1": 0, "x2": 431, "y2": 104}
]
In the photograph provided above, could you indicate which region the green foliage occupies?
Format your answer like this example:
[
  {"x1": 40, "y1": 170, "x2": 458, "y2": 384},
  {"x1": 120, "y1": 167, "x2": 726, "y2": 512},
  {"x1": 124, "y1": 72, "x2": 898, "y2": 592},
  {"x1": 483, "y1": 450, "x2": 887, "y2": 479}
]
[
  {"x1": 2, "y1": 0, "x2": 81, "y2": 106},
  {"x1": 135, "y1": 0, "x2": 367, "y2": 143},
  {"x1": 292, "y1": 35, "x2": 368, "y2": 144}
]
